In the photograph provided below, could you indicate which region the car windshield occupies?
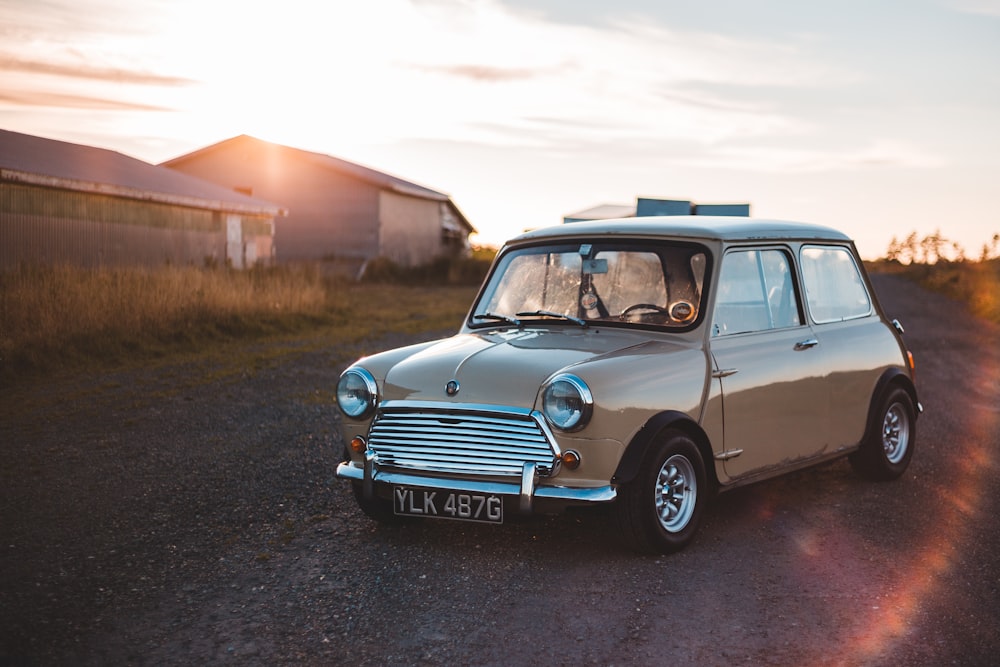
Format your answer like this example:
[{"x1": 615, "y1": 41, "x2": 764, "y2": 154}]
[{"x1": 472, "y1": 241, "x2": 709, "y2": 330}]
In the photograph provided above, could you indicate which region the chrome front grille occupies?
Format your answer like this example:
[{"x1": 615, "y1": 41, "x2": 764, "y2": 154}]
[{"x1": 367, "y1": 402, "x2": 558, "y2": 477}]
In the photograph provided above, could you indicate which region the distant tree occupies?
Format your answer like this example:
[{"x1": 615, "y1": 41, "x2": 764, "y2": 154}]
[
  {"x1": 885, "y1": 236, "x2": 902, "y2": 262},
  {"x1": 979, "y1": 234, "x2": 999, "y2": 261},
  {"x1": 920, "y1": 229, "x2": 946, "y2": 264},
  {"x1": 895, "y1": 230, "x2": 1000, "y2": 263},
  {"x1": 919, "y1": 235, "x2": 932, "y2": 264},
  {"x1": 902, "y1": 231, "x2": 919, "y2": 264}
]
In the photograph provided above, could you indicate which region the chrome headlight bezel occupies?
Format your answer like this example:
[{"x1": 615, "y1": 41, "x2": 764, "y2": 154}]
[
  {"x1": 542, "y1": 373, "x2": 593, "y2": 432},
  {"x1": 336, "y1": 367, "x2": 378, "y2": 419}
]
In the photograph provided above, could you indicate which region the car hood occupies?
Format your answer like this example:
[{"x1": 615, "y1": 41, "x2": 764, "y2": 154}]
[{"x1": 381, "y1": 328, "x2": 651, "y2": 408}]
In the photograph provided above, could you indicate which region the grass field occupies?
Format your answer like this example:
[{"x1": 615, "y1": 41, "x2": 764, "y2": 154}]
[
  {"x1": 0, "y1": 264, "x2": 478, "y2": 382},
  {"x1": 4, "y1": 253, "x2": 996, "y2": 384}
]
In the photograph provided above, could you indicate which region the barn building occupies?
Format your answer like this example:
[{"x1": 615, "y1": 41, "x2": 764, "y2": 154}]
[
  {"x1": 0, "y1": 129, "x2": 285, "y2": 270},
  {"x1": 161, "y1": 135, "x2": 475, "y2": 274}
]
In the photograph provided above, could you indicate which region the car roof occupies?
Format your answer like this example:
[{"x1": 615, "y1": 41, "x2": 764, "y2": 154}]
[{"x1": 510, "y1": 216, "x2": 853, "y2": 244}]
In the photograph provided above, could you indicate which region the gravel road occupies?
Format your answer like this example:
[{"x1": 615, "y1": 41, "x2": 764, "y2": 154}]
[{"x1": 2, "y1": 274, "x2": 998, "y2": 666}]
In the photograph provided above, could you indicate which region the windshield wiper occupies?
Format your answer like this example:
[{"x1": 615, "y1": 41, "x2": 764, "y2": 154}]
[
  {"x1": 473, "y1": 312, "x2": 521, "y2": 327},
  {"x1": 516, "y1": 310, "x2": 589, "y2": 327}
]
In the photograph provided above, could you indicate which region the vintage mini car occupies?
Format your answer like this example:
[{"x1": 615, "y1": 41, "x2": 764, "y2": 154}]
[{"x1": 335, "y1": 217, "x2": 920, "y2": 553}]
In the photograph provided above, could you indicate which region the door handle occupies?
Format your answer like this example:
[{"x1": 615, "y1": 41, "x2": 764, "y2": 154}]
[{"x1": 794, "y1": 338, "x2": 819, "y2": 351}]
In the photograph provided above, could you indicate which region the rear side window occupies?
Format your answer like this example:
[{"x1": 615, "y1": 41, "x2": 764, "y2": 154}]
[{"x1": 800, "y1": 246, "x2": 872, "y2": 323}]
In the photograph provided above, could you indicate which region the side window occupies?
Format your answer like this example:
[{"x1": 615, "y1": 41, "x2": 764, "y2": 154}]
[
  {"x1": 800, "y1": 246, "x2": 872, "y2": 323},
  {"x1": 713, "y1": 249, "x2": 800, "y2": 336}
]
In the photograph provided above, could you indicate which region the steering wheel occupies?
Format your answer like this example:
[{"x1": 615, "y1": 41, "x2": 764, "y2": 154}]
[{"x1": 620, "y1": 303, "x2": 671, "y2": 319}]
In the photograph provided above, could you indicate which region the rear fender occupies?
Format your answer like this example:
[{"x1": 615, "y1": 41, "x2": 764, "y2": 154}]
[{"x1": 864, "y1": 368, "x2": 920, "y2": 443}]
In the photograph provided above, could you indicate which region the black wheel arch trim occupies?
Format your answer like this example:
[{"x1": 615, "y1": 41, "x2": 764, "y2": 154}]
[
  {"x1": 864, "y1": 368, "x2": 919, "y2": 441},
  {"x1": 612, "y1": 411, "x2": 717, "y2": 487}
]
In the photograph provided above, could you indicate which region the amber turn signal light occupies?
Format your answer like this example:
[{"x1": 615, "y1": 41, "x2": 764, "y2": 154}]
[
  {"x1": 560, "y1": 450, "x2": 581, "y2": 470},
  {"x1": 350, "y1": 436, "x2": 367, "y2": 453}
]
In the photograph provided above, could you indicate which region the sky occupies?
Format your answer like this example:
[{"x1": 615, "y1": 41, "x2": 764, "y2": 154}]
[{"x1": 1, "y1": 0, "x2": 999, "y2": 259}]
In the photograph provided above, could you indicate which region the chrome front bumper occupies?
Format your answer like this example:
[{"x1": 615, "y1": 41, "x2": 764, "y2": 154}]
[{"x1": 336, "y1": 450, "x2": 617, "y2": 514}]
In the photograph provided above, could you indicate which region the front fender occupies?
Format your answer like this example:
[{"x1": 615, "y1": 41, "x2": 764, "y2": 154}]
[{"x1": 612, "y1": 411, "x2": 717, "y2": 488}]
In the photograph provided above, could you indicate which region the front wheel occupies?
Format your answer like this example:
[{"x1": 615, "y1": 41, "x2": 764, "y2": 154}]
[
  {"x1": 614, "y1": 431, "x2": 708, "y2": 554},
  {"x1": 849, "y1": 387, "x2": 916, "y2": 481}
]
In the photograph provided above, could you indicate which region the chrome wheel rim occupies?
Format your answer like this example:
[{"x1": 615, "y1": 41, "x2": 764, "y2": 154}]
[
  {"x1": 882, "y1": 402, "x2": 910, "y2": 464},
  {"x1": 655, "y1": 454, "x2": 697, "y2": 533}
]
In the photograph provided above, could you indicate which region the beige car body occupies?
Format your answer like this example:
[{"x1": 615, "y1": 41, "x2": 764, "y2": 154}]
[{"x1": 336, "y1": 217, "x2": 918, "y2": 530}]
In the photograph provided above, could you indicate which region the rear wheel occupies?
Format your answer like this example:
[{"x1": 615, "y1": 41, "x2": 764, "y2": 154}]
[
  {"x1": 850, "y1": 387, "x2": 916, "y2": 480},
  {"x1": 615, "y1": 430, "x2": 707, "y2": 553}
]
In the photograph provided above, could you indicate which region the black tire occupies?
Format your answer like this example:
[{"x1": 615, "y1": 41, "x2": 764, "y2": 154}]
[
  {"x1": 849, "y1": 387, "x2": 916, "y2": 481},
  {"x1": 614, "y1": 430, "x2": 707, "y2": 554},
  {"x1": 351, "y1": 482, "x2": 404, "y2": 524}
]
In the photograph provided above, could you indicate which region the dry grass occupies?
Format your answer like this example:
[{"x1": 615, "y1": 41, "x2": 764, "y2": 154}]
[
  {"x1": 910, "y1": 260, "x2": 1000, "y2": 324},
  {"x1": 0, "y1": 264, "x2": 476, "y2": 380},
  {"x1": 3, "y1": 264, "x2": 326, "y2": 339},
  {"x1": 7, "y1": 254, "x2": 996, "y2": 384},
  {"x1": 869, "y1": 258, "x2": 1000, "y2": 324}
]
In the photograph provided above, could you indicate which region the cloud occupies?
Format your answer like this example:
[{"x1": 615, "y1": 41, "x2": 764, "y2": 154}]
[
  {"x1": 946, "y1": 0, "x2": 1000, "y2": 17},
  {"x1": 0, "y1": 0, "x2": 886, "y2": 173},
  {"x1": 0, "y1": 0, "x2": 843, "y2": 147},
  {"x1": 678, "y1": 140, "x2": 946, "y2": 173},
  {"x1": 656, "y1": 89, "x2": 766, "y2": 115},
  {"x1": 410, "y1": 63, "x2": 553, "y2": 83},
  {"x1": 0, "y1": 54, "x2": 195, "y2": 86},
  {"x1": 0, "y1": 89, "x2": 172, "y2": 111},
  {"x1": 355, "y1": 0, "x2": 841, "y2": 151}
]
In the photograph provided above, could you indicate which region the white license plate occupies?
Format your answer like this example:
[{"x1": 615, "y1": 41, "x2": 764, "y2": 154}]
[{"x1": 393, "y1": 486, "x2": 504, "y2": 523}]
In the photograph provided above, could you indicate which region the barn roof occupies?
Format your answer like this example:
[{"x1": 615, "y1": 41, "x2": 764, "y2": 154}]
[
  {"x1": 162, "y1": 135, "x2": 474, "y2": 232},
  {"x1": 0, "y1": 128, "x2": 285, "y2": 216}
]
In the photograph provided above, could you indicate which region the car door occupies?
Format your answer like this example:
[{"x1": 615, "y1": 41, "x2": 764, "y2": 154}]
[
  {"x1": 709, "y1": 247, "x2": 831, "y2": 481},
  {"x1": 799, "y1": 244, "x2": 895, "y2": 449}
]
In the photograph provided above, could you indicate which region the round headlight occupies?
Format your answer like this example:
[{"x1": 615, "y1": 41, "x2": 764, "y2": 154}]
[
  {"x1": 542, "y1": 374, "x2": 593, "y2": 432},
  {"x1": 337, "y1": 368, "x2": 378, "y2": 418}
]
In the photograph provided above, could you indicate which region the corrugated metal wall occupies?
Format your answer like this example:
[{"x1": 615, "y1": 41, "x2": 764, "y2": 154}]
[
  {"x1": 163, "y1": 146, "x2": 382, "y2": 264},
  {"x1": 0, "y1": 183, "x2": 273, "y2": 269},
  {"x1": 378, "y1": 191, "x2": 445, "y2": 266}
]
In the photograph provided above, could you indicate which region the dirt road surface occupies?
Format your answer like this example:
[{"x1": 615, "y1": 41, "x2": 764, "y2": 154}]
[{"x1": 2, "y1": 274, "x2": 998, "y2": 666}]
